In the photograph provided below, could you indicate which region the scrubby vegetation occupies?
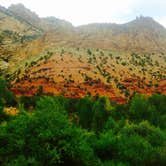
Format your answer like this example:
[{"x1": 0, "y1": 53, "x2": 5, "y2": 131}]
[
  {"x1": 0, "y1": 77, "x2": 166, "y2": 166},
  {"x1": 9, "y1": 47, "x2": 165, "y2": 100}
]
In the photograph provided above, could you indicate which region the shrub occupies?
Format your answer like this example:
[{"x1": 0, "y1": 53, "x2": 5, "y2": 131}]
[
  {"x1": 149, "y1": 94, "x2": 166, "y2": 114},
  {"x1": 94, "y1": 130, "x2": 117, "y2": 160},
  {"x1": 117, "y1": 134, "x2": 153, "y2": 165},
  {"x1": 91, "y1": 97, "x2": 113, "y2": 132},
  {"x1": 0, "y1": 97, "x2": 100, "y2": 166},
  {"x1": 129, "y1": 94, "x2": 156, "y2": 122},
  {"x1": 76, "y1": 96, "x2": 94, "y2": 130},
  {"x1": 117, "y1": 121, "x2": 166, "y2": 165},
  {"x1": 87, "y1": 49, "x2": 92, "y2": 55},
  {"x1": 0, "y1": 77, "x2": 17, "y2": 107},
  {"x1": 20, "y1": 96, "x2": 40, "y2": 109}
]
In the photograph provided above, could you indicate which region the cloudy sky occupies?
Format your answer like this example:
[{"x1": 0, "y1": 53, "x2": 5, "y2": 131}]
[{"x1": 0, "y1": 0, "x2": 166, "y2": 27}]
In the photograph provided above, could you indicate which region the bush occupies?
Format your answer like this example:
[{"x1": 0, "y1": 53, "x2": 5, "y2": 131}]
[
  {"x1": 120, "y1": 121, "x2": 166, "y2": 147},
  {"x1": 76, "y1": 96, "x2": 94, "y2": 129},
  {"x1": 117, "y1": 134, "x2": 153, "y2": 165},
  {"x1": 149, "y1": 94, "x2": 166, "y2": 114},
  {"x1": 0, "y1": 99, "x2": 8, "y2": 122},
  {"x1": 0, "y1": 77, "x2": 17, "y2": 107},
  {"x1": 0, "y1": 99, "x2": 4, "y2": 113},
  {"x1": 19, "y1": 96, "x2": 40, "y2": 109},
  {"x1": 91, "y1": 97, "x2": 113, "y2": 132},
  {"x1": 94, "y1": 130, "x2": 117, "y2": 161},
  {"x1": 87, "y1": 49, "x2": 92, "y2": 55},
  {"x1": 129, "y1": 94, "x2": 156, "y2": 122},
  {"x1": 118, "y1": 121, "x2": 166, "y2": 165},
  {"x1": 0, "y1": 93, "x2": 165, "y2": 165},
  {"x1": 0, "y1": 97, "x2": 100, "y2": 166}
]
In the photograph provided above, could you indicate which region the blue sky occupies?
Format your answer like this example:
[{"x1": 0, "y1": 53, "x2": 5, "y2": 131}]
[{"x1": 1, "y1": 0, "x2": 166, "y2": 27}]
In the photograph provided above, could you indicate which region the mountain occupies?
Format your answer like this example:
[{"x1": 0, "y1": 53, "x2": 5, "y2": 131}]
[
  {"x1": 30, "y1": 16, "x2": 166, "y2": 54},
  {"x1": 75, "y1": 16, "x2": 166, "y2": 53},
  {"x1": 8, "y1": 4, "x2": 41, "y2": 27},
  {"x1": 1, "y1": 4, "x2": 166, "y2": 53},
  {"x1": 8, "y1": 4, "x2": 74, "y2": 32},
  {"x1": 0, "y1": 4, "x2": 74, "y2": 37},
  {"x1": 0, "y1": 4, "x2": 74, "y2": 75},
  {"x1": 42, "y1": 17, "x2": 74, "y2": 31},
  {"x1": 0, "y1": 5, "x2": 42, "y2": 36},
  {"x1": 0, "y1": 4, "x2": 165, "y2": 103}
]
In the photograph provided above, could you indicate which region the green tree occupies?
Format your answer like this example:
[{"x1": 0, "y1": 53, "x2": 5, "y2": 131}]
[
  {"x1": 0, "y1": 97, "x2": 100, "y2": 166},
  {"x1": 91, "y1": 97, "x2": 113, "y2": 132},
  {"x1": 149, "y1": 94, "x2": 166, "y2": 114},
  {"x1": 77, "y1": 96, "x2": 94, "y2": 130},
  {"x1": 129, "y1": 94, "x2": 156, "y2": 122},
  {"x1": 87, "y1": 49, "x2": 92, "y2": 55},
  {"x1": 36, "y1": 85, "x2": 43, "y2": 96},
  {"x1": 118, "y1": 121, "x2": 166, "y2": 165},
  {"x1": 117, "y1": 134, "x2": 152, "y2": 165},
  {"x1": 0, "y1": 77, "x2": 17, "y2": 106},
  {"x1": 94, "y1": 130, "x2": 117, "y2": 161}
]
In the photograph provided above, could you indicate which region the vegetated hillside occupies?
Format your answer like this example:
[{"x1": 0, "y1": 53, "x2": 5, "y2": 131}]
[
  {"x1": 0, "y1": 4, "x2": 42, "y2": 75},
  {"x1": 10, "y1": 46, "x2": 166, "y2": 103},
  {"x1": 0, "y1": 3, "x2": 75, "y2": 45},
  {"x1": 0, "y1": 4, "x2": 73, "y2": 76},
  {"x1": 0, "y1": 4, "x2": 166, "y2": 102}
]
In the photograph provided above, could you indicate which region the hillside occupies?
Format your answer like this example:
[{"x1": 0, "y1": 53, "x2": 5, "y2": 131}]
[
  {"x1": 1, "y1": 4, "x2": 166, "y2": 53},
  {"x1": 76, "y1": 16, "x2": 166, "y2": 53},
  {"x1": 0, "y1": 4, "x2": 165, "y2": 102},
  {"x1": 0, "y1": 4, "x2": 73, "y2": 76}
]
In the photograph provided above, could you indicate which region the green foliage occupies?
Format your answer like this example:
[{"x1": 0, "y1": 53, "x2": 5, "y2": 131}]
[
  {"x1": 0, "y1": 99, "x2": 6, "y2": 122},
  {"x1": 77, "y1": 96, "x2": 114, "y2": 132},
  {"x1": 0, "y1": 77, "x2": 17, "y2": 107},
  {"x1": 0, "y1": 99, "x2": 3, "y2": 113},
  {"x1": 0, "y1": 92, "x2": 165, "y2": 166},
  {"x1": 118, "y1": 121, "x2": 166, "y2": 165},
  {"x1": 94, "y1": 130, "x2": 117, "y2": 160},
  {"x1": 36, "y1": 85, "x2": 43, "y2": 96},
  {"x1": 121, "y1": 121, "x2": 166, "y2": 147},
  {"x1": 0, "y1": 97, "x2": 100, "y2": 166},
  {"x1": 91, "y1": 97, "x2": 113, "y2": 132},
  {"x1": 0, "y1": 77, "x2": 7, "y2": 98},
  {"x1": 103, "y1": 116, "x2": 116, "y2": 131},
  {"x1": 149, "y1": 94, "x2": 166, "y2": 114},
  {"x1": 19, "y1": 96, "x2": 40, "y2": 110},
  {"x1": 87, "y1": 49, "x2": 92, "y2": 55},
  {"x1": 117, "y1": 134, "x2": 152, "y2": 165},
  {"x1": 77, "y1": 96, "x2": 94, "y2": 129},
  {"x1": 129, "y1": 94, "x2": 156, "y2": 122}
]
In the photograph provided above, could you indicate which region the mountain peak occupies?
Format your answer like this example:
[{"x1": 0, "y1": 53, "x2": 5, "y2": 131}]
[
  {"x1": 134, "y1": 16, "x2": 160, "y2": 25},
  {"x1": 8, "y1": 3, "x2": 40, "y2": 23},
  {"x1": 124, "y1": 15, "x2": 166, "y2": 31},
  {"x1": 8, "y1": 3, "x2": 34, "y2": 14},
  {"x1": 9, "y1": 3, "x2": 25, "y2": 8},
  {"x1": 136, "y1": 15, "x2": 153, "y2": 21}
]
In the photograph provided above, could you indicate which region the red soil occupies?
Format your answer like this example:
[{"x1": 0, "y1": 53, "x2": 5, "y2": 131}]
[{"x1": 10, "y1": 78, "x2": 127, "y2": 104}]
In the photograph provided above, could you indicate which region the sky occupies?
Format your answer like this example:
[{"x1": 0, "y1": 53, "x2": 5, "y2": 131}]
[{"x1": 0, "y1": 0, "x2": 166, "y2": 27}]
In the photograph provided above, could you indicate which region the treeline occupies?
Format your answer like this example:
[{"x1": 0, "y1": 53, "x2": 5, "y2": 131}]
[{"x1": 0, "y1": 77, "x2": 166, "y2": 166}]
